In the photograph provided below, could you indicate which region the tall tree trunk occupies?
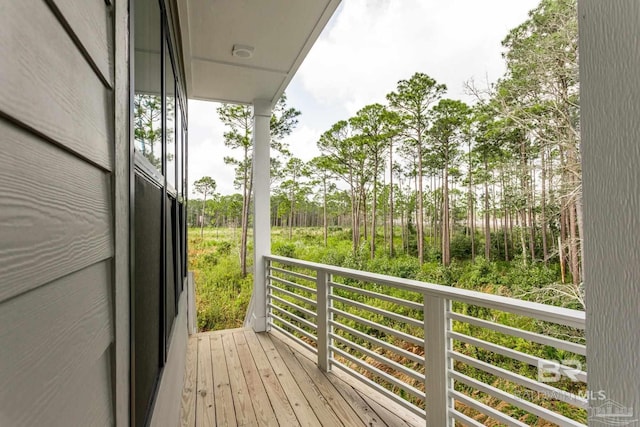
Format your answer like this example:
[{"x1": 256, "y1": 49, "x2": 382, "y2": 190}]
[
  {"x1": 371, "y1": 157, "x2": 378, "y2": 259},
  {"x1": 349, "y1": 170, "x2": 358, "y2": 254},
  {"x1": 289, "y1": 184, "x2": 294, "y2": 240},
  {"x1": 200, "y1": 191, "x2": 207, "y2": 239},
  {"x1": 528, "y1": 157, "x2": 536, "y2": 260},
  {"x1": 484, "y1": 159, "x2": 491, "y2": 260},
  {"x1": 468, "y1": 141, "x2": 475, "y2": 261},
  {"x1": 362, "y1": 190, "x2": 368, "y2": 247},
  {"x1": 442, "y1": 164, "x2": 451, "y2": 266},
  {"x1": 389, "y1": 141, "x2": 395, "y2": 257},
  {"x1": 541, "y1": 148, "x2": 548, "y2": 264},
  {"x1": 501, "y1": 167, "x2": 509, "y2": 262},
  {"x1": 323, "y1": 179, "x2": 328, "y2": 247},
  {"x1": 519, "y1": 209, "x2": 528, "y2": 265},
  {"x1": 240, "y1": 155, "x2": 253, "y2": 278},
  {"x1": 568, "y1": 201, "x2": 580, "y2": 286},
  {"x1": 417, "y1": 147, "x2": 425, "y2": 264},
  {"x1": 560, "y1": 207, "x2": 568, "y2": 283}
]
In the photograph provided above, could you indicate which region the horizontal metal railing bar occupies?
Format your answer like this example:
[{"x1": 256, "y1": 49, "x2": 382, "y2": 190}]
[
  {"x1": 329, "y1": 333, "x2": 425, "y2": 383},
  {"x1": 449, "y1": 409, "x2": 485, "y2": 427},
  {"x1": 329, "y1": 281, "x2": 424, "y2": 311},
  {"x1": 449, "y1": 331, "x2": 587, "y2": 383},
  {"x1": 331, "y1": 307, "x2": 425, "y2": 347},
  {"x1": 448, "y1": 350, "x2": 588, "y2": 409},
  {"x1": 268, "y1": 284, "x2": 317, "y2": 307},
  {"x1": 268, "y1": 304, "x2": 318, "y2": 331},
  {"x1": 330, "y1": 294, "x2": 424, "y2": 328},
  {"x1": 330, "y1": 345, "x2": 426, "y2": 401},
  {"x1": 330, "y1": 320, "x2": 425, "y2": 365},
  {"x1": 449, "y1": 371, "x2": 586, "y2": 427},
  {"x1": 265, "y1": 255, "x2": 585, "y2": 329},
  {"x1": 448, "y1": 312, "x2": 586, "y2": 356},
  {"x1": 268, "y1": 265, "x2": 317, "y2": 283},
  {"x1": 270, "y1": 313, "x2": 317, "y2": 343},
  {"x1": 269, "y1": 294, "x2": 317, "y2": 319},
  {"x1": 268, "y1": 275, "x2": 317, "y2": 295},
  {"x1": 269, "y1": 323, "x2": 318, "y2": 354},
  {"x1": 449, "y1": 389, "x2": 530, "y2": 427},
  {"x1": 330, "y1": 361, "x2": 426, "y2": 417}
]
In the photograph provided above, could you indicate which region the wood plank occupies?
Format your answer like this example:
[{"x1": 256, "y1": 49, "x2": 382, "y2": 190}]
[
  {"x1": 181, "y1": 337, "x2": 198, "y2": 427},
  {"x1": 243, "y1": 331, "x2": 300, "y2": 427},
  {"x1": 0, "y1": 120, "x2": 113, "y2": 302},
  {"x1": 355, "y1": 389, "x2": 415, "y2": 427},
  {"x1": 253, "y1": 332, "x2": 323, "y2": 427},
  {"x1": 0, "y1": 261, "x2": 113, "y2": 426},
  {"x1": 210, "y1": 334, "x2": 237, "y2": 426},
  {"x1": 340, "y1": 372, "x2": 421, "y2": 427},
  {"x1": 195, "y1": 336, "x2": 215, "y2": 427},
  {"x1": 320, "y1": 371, "x2": 389, "y2": 427},
  {"x1": 289, "y1": 348, "x2": 375, "y2": 427},
  {"x1": 198, "y1": 327, "x2": 246, "y2": 337},
  {"x1": 270, "y1": 329, "x2": 414, "y2": 427},
  {"x1": 48, "y1": 0, "x2": 113, "y2": 85},
  {"x1": 269, "y1": 335, "x2": 347, "y2": 427},
  {"x1": 0, "y1": 0, "x2": 112, "y2": 170},
  {"x1": 232, "y1": 332, "x2": 279, "y2": 426},
  {"x1": 221, "y1": 333, "x2": 258, "y2": 426}
]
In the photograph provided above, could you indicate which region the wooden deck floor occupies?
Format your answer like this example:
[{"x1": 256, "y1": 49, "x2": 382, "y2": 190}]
[{"x1": 180, "y1": 328, "x2": 422, "y2": 427}]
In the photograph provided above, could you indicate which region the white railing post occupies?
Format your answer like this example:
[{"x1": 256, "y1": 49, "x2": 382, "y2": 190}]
[
  {"x1": 423, "y1": 294, "x2": 452, "y2": 426},
  {"x1": 316, "y1": 269, "x2": 331, "y2": 372}
]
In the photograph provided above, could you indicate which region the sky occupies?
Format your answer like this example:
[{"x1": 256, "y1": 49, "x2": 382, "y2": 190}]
[{"x1": 188, "y1": 0, "x2": 540, "y2": 195}]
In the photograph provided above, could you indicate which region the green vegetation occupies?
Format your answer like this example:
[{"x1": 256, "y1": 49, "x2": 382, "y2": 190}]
[
  {"x1": 188, "y1": 1, "x2": 586, "y2": 424},
  {"x1": 189, "y1": 228, "x2": 253, "y2": 331},
  {"x1": 190, "y1": 225, "x2": 582, "y2": 327},
  {"x1": 190, "y1": 225, "x2": 586, "y2": 424}
]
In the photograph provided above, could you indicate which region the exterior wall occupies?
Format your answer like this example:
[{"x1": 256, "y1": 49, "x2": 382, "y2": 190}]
[
  {"x1": 0, "y1": 0, "x2": 115, "y2": 425},
  {"x1": 149, "y1": 290, "x2": 189, "y2": 427},
  {"x1": 579, "y1": 1, "x2": 640, "y2": 422}
]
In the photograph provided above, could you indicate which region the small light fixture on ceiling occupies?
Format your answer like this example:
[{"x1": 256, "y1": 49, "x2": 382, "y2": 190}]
[{"x1": 232, "y1": 44, "x2": 254, "y2": 59}]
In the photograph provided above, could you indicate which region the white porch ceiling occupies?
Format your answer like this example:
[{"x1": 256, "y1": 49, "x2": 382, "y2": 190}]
[{"x1": 176, "y1": 0, "x2": 341, "y2": 106}]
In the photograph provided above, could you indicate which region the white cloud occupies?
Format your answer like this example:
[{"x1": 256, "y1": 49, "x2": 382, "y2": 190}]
[
  {"x1": 187, "y1": 100, "x2": 238, "y2": 195},
  {"x1": 188, "y1": 1, "x2": 540, "y2": 195},
  {"x1": 286, "y1": 124, "x2": 323, "y2": 162},
  {"x1": 298, "y1": 0, "x2": 539, "y2": 112}
]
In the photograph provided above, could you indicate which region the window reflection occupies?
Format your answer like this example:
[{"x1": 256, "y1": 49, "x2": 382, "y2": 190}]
[
  {"x1": 176, "y1": 102, "x2": 183, "y2": 196},
  {"x1": 134, "y1": 0, "x2": 162, "y2": 172},
  {"x1": 165, "y1": 41, "x2": 176, "y2": 189}
]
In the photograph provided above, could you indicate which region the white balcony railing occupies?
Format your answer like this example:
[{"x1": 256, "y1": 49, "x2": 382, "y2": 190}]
[{"x1": 264, "y1": 254, "x2": 587, "y2": 427}]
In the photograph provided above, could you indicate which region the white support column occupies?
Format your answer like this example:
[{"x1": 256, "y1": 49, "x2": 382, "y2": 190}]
[
  {"x1": 423, "y1": 295, "x2": 451, "y2": 427},
  {"x1": 251, "y1": 99, "x2": 272, "y2": 332},
  {"x1": 579, "y1": 1, "x2": 640, "y2": 419}
]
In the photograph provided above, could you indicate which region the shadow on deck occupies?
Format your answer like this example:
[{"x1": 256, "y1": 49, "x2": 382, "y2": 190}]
[{"x1": 180, "y1": 328, "x2": 422, "y2": 427}]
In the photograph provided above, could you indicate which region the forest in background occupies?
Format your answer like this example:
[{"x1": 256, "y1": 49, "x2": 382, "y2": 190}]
[
  {"x1": 188, "y1": 2, "x2": 586, "y2": 423},
  {"x1": 191, "y1": 0, "x2": 583, "y2": 311}
]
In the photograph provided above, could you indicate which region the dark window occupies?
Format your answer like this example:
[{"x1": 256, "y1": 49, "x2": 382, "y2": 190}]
[
  {"x1": 165, "y1": 195, "x2": 177, "y2": 338},
  {"x1": 133, "y1": 175, "x2": 162, "y2": 427}
]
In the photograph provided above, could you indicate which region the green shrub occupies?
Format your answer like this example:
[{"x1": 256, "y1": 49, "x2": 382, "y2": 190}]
[
  {"x1": 217, "y1": 241, "x2": 232, "y2": 255},
  {"x1": 272, "y1": 241, "x2": 297, "y2": 258}
]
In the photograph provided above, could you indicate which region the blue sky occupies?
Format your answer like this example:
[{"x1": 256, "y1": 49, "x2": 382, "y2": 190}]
[{"x1": 188, "y1": 0, "x2": 540, "y2": 195}]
